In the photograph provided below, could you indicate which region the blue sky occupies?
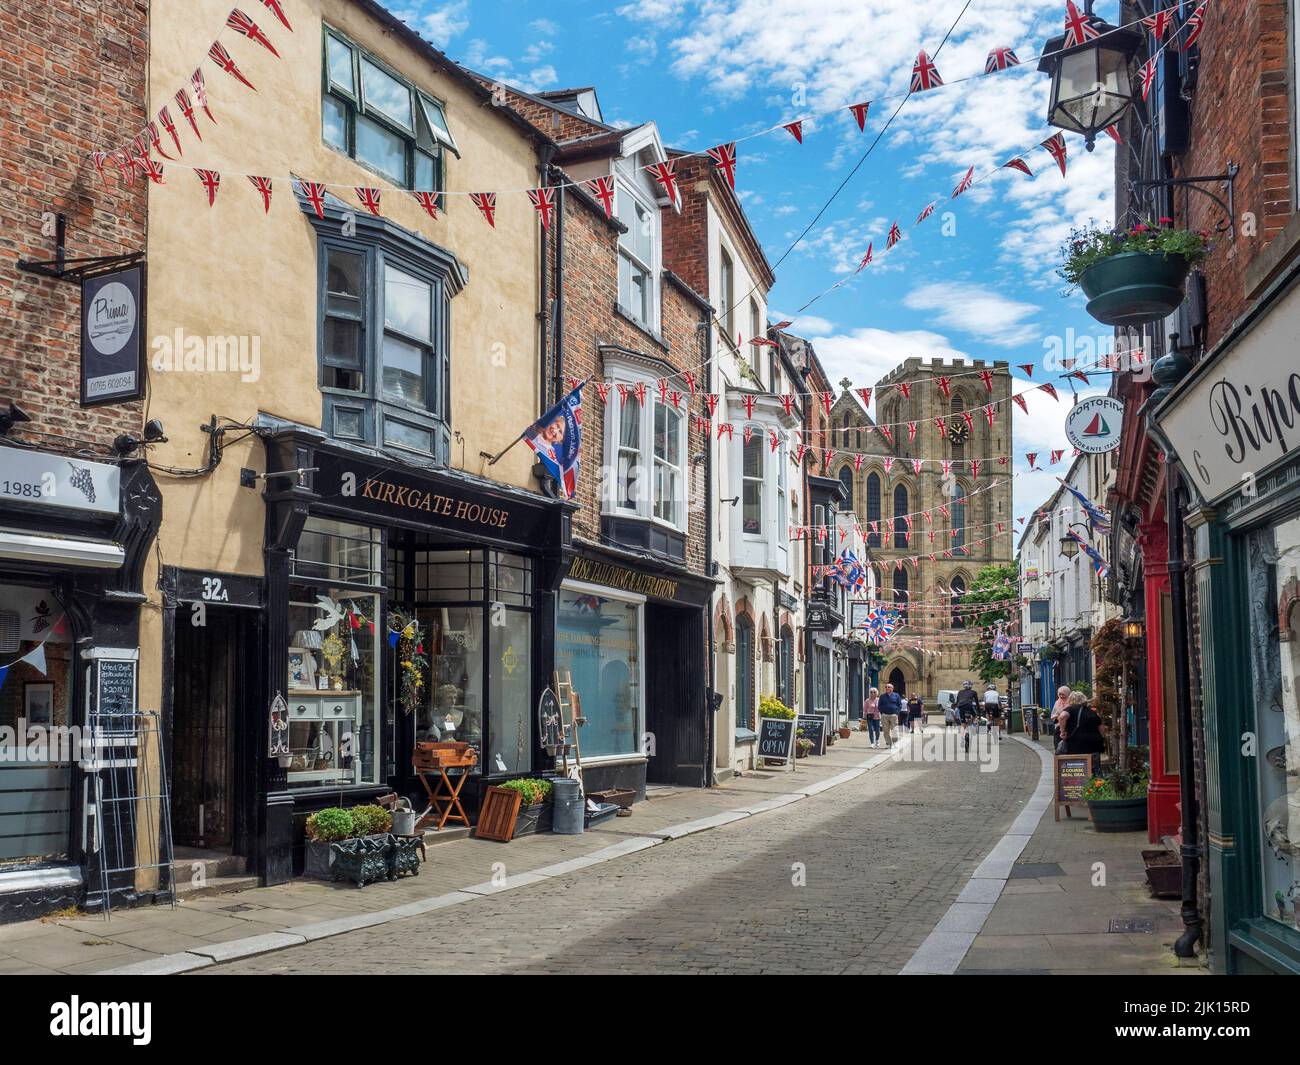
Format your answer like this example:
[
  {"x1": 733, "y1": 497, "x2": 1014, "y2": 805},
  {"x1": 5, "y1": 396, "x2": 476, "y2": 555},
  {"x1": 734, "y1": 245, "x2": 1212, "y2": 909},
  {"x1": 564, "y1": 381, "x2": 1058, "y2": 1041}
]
[{"x1": 395, "y1": 0, "x2": 1120, "y2": 526}]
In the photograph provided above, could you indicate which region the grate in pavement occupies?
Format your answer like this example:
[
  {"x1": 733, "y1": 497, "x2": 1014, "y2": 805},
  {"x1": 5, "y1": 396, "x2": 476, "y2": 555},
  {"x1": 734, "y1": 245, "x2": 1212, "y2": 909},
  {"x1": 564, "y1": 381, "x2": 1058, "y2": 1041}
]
[
  {"x1": 1108, "y1": 917, "x2": 1156, "y2": 933},
  {"x1": 1009, "y1": 862, "x2": 1065, "y2": 878}
]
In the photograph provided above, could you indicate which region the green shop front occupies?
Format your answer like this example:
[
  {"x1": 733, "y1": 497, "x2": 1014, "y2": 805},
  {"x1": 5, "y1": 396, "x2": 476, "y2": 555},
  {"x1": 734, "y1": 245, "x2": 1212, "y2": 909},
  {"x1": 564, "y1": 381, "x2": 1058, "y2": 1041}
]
[{"x1": 1154, "y1": 257, "x2": 1300, "y2": 975}]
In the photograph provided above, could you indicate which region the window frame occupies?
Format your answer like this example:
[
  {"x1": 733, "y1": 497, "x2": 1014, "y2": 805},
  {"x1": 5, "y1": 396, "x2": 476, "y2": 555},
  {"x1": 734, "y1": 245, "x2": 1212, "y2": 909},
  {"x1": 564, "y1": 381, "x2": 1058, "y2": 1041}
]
[
  {"x1": 741, "y1": 432, "x2": 764, "y2": 538},
  {"x1": 602, "y1": 368, "x2": 688, "y2": 532},
  {"x1": 615, "y1": 173, "x2": 661, "y2": 331},
  {"x1": 321, "y1": 26, "x2": 456, "y2": 201}
]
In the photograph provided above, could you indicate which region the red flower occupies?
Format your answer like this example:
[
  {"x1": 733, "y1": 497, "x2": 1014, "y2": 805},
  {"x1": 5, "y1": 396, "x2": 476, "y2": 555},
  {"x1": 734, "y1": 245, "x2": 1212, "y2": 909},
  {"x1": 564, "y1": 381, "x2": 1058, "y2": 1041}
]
[
  {"x1": 1158, "y1": 216, "x2": 1173, "y2": 224},
  {"x1": 1131, "y1": 223, "x2": 1149, "y2": 233}
]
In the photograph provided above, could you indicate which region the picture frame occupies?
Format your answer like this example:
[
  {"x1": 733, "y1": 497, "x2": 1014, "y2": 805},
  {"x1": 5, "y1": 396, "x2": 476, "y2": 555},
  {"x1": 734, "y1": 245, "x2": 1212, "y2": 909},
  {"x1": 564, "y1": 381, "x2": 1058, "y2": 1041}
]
[
  {"x1": 24, "y1": 681, "x2": 54, "y2": 727},
  {"x1": 288, "y1": 647, "x2": 316, "y2": 690}
]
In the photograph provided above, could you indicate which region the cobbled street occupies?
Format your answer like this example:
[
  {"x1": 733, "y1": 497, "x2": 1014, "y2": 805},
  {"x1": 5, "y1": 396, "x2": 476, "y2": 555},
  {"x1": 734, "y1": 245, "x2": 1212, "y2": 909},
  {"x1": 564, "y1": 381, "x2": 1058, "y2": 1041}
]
[{"x1": 207, "y1": 734, "x2": 1038, "y2": 975}]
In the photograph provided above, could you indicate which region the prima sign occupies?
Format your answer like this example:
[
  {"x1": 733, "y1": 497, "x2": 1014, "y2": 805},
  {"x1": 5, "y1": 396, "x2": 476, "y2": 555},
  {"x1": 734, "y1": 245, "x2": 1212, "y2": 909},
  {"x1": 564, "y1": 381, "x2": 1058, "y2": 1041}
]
[
  {"x1": 1157, "y1": 276, "x2": 1300, "y2": 502},
  {"x1": 81, "y1": 264, "x2": 145, "y2": 405}
]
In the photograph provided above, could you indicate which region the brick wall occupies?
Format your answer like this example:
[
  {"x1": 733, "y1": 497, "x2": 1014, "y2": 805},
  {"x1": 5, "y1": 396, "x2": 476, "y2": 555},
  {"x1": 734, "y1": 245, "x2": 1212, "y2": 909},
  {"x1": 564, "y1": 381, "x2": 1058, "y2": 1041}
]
[
  {"x1": 553, "y1": 190, "x2": 711, "y2": 577},
  {"x1": 1178, "y1": 0, "x2": 1293, "y2": 347},
  {"x1": 0, "y1": 0, "x2": 147, "y2": 450}
]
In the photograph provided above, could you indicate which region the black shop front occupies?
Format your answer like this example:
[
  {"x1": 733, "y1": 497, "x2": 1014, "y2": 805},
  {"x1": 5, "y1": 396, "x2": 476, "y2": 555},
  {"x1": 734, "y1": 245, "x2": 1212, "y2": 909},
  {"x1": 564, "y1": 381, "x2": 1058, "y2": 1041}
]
[
  {"x1": 556, "y1": 541, "x2": 714, "y2": 796},
  {"x1": 254, "y1": 424, "x2": 569, "y2": 882}
]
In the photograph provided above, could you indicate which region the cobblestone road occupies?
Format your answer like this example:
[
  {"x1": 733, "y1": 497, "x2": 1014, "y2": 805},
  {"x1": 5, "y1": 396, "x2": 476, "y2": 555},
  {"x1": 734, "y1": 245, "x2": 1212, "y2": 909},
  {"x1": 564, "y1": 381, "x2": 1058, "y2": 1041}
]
[{"x1": 207, "y1": 733, "x2": 1039, "y2": 975}]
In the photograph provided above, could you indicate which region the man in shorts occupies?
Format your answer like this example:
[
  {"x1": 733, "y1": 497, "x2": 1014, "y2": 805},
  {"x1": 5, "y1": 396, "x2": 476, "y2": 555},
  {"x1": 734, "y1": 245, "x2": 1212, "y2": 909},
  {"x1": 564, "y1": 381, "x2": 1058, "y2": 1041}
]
[{"x1": 984, "y1": 682, "x2": 1004, "y2": 742}]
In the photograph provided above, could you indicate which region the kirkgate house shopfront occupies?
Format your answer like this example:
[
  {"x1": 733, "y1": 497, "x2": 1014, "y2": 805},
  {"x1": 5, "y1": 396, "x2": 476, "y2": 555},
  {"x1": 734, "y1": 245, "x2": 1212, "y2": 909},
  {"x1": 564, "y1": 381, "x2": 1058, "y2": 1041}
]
[{"x1": 1154, "y1": 255, "x2": 1300, "y2": 975}]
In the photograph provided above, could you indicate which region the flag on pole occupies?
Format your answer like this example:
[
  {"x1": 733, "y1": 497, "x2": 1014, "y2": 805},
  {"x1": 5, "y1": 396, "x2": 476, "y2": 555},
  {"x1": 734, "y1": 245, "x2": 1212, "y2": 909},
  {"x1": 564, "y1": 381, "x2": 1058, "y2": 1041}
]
[
  {"x1": 1059, "y1": 478, "x2": 1112, "y2": 535},
  {"x1": 523, "y1": 386, "x2": 584, "y2": 499}
]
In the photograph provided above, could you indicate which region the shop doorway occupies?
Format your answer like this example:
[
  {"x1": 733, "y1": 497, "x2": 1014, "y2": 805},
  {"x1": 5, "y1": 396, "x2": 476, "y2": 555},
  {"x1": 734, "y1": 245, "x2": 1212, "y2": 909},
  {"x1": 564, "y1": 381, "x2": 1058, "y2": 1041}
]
[
  {"x1": 644, "y1": 604, "x2": 706, "y2": 787},
  {"x1": 172, "y1": 608, "x2": 254, "y2": 852}
]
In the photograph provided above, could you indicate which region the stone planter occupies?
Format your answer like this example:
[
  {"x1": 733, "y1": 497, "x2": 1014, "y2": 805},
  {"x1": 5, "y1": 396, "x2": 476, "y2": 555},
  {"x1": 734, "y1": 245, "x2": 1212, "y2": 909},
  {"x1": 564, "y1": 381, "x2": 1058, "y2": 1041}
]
[
  {"x1": 330, "y1": 835, "x2": 393, "y2": 888},
  {"x1": 387, "y1": 835, "x2": 423, "y2": 879},
  {"x1": 512, "y1": 800, "x2": 554, "y2": 837},
  {"x1": 1142, "y1": 849, "x2": 1181, "y2": 898},
  {"x1": 303, "y1": 838, "x2": 337, "y2": 880},
  {"x1": 1087, "y1": 795, "x2": 1148, "y2": 833},
  {"x1": 1078, "y1": 251, "x2": 1192, "y2": 327}
]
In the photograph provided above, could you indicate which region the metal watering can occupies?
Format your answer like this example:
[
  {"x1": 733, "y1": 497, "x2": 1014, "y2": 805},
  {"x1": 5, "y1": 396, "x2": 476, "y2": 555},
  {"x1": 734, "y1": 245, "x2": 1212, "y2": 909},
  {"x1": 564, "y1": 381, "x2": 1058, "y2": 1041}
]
[{"x1": 391, "y1": 797, "x2": 417, "y2": 836}]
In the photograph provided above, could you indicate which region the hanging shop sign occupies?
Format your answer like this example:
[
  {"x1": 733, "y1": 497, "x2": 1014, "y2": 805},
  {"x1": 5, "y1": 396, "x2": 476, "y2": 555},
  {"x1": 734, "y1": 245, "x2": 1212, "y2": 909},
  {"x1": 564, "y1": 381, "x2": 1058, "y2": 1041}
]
[
  {"x1": 806, "y1": 603, "x2": 838, "y2": 631},
  {"x1": 0, "y1": 446, "x2": 120, "y2": 518},
  {"x1": 1064, "y1": 396, "x2": 1123, "y2": 454},
  {"x1": 81, "y1": 263, "x2": 146, "y2": 406}
]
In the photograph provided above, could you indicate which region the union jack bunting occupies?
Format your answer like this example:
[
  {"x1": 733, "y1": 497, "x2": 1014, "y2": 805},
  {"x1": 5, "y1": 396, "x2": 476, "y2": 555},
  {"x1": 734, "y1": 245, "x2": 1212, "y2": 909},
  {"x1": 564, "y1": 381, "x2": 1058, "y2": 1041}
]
[
  {"x1": 743, "y1": 425, "x2": 754, "y2": 447},
  {"x1": 1183, "y1": 3, "x2": 1207, "y2": 49},
  {"x1": 717, "y1": 422, "x2": 735, "y2": 441},
  {"x1": 705, "y1": 393, "x2": 719, "y2": 417},
  {"x1": 260, "y1": 0, "x2": 292, "y2": 30},
  {"x1": 208, "y1": 42, "x2": 257, "y2": 91},
  {"x1": 147, "y1": 121, "x2": 172, "y2": 161},
  {"x1": 1050, "y1": 449, "x2": 1065, "y2": 465},
  {"x1": 886, "y1": 222, "x2": 902, "y2": 249},
  {"x1": 1003, "y1": 157, "x2": 1032, "y2": 177},
  {"x1": 912, "y1": 459, "x2": 923, "y2": 475},
  {"x1": 979, "y1": 369, "x2": 995, "y2": 392},
  {"x1": 742, "y1": 394, "x2": 757, "y2": 420},
  {"x1": 970, "y1": 460, "x2": 981, "y2": 480},
  {"x1": 1040, "y1": 383, "x2": 1060, "y2": 402},
  {"x1": 1011, "y1": 393, "x2": 1028, "y2": 415},
  {"x1": 528, "y1": 187, "x2": 557, "y2": 229},
  {"x1": 961, "y1": 411, "x2": 974, "y2": 433},
  {"x1": 705, "y1": 143, "x2": 737, "y2": 189},
  {"x1": 647, "y1": 161, "x2": 680, "y2": 208},
  {"x1": 195, "y1": 168, "x2": 220, "y2": 206},
  {"x1": 1139, "y1": 58, "x2": 1157, "y2": 101},
  {"x1": 1141, "y1": 10, "x2": 1173, "y2": 40},
  {"x1": 934, "y1": 416, "x2": 947, "y2": 436},
  {"x1": 1063, "y1": 1, "x2": 1100, "y2": 48},
  {"x1": 1065, "y1": 530, "x2": 1110, "y2": 579},
  {"x1": 158, "y1": 106, "x2": 183, "y2": 156},
  {"x1": 907, "y1": 421, "x2": 918, "y2": 442},
  {"x1": 783, "y1": 121, "x2": 803, "y2": 144},
  {"x1": 984, "y1": 46, "x2": 1020, "y2": 73},
  {"x1": 192, "y1": 69, "x2": 215, "y2": 122},
  {"x1": 1018, "y1": 363, "x2": 1035, "y2": 377},
  {"x1": 297, "y1": 180, "x2": 328, "y2": 219},
  {"x1": 883, "y1": 456, "x2": 894, "y2": 474},
  {"x1": 916, "y1": 201, "x2": 938, "y2": 224},
  {"x1": 896, "y1": 382, "x2": 911, "y2": 399},
  {"x1": 853, "y1": 453, "x2": 865, "y2": 471},
  {"x1": 470, "y1": 192, "x2": 497, "y2": 227},
  {"x1": 951, "y1": 166, "x2": 975, "y2": 199},
  {"x1": 91, "y1": 151, "x2": 111, "y2": 181},
  {"x1": 1040, "y1": 134, "x2": 1067, "y2": 177},
  {"x1": 227, "y1": 9, "x2": 281, "y2": 57},
  {"x1": 780, "y1": 394, "x2": 795, "y2": 417},
  {"x1": 248, "y1": 175, "x2": 273, "y2": 212},
  {"x1": 848, "y1": 101, "x2": 870, "y2": 130},
  {"x1": 936, "y1": 376, "x2": 952, "y2": 398},
  {"x1": 820, "y1": 391, "x2": 833, "y2": 416},
  {"x1": 879, "y1": 425, "x2": 894, "y2": 445},
  {"x1": 355, "y1": 187, "x2": 382, "y2": 216},
  {"x1": 584, "y1": 175, "x2": 616, "y2": 217},
  {"x1": 857, "y1": 387, "x2": 872, "y2": 408},
  {"x1": 683, "y1": 371, "x2": 696, "y2": 395},
  {"x1": 983, "y1": 404, "x2": 996, "y2": 427},
  {"x1": 140, "y1": 156, "x2": 165, "y2": 185},
  {"x1": 413, "y1": 191, "x2": 439, "y2": 219},
  {"x1": 910, "y1": 50, "x2": 942, "y2": 92},
  {"x1": 856, "y1": 242, "x2": 874, "y2": 272},
  {"x1": 770, "y1": 429, "x2": 781, "y2": 453},
  {"x1": 1026, "y1": 452, "x2": 1039, "y2": 469},
  {"x1": 174, "y1": 88, "x2": 201, "y2": 139}
]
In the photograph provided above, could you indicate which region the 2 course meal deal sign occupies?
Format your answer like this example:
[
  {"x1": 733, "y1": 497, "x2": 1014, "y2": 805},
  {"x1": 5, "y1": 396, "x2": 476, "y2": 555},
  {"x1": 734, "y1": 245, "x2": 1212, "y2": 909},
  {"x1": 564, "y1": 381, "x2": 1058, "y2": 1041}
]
[
  {"x1": 1156, "y1": 277, "x2": 1300, "y2": 502},
  {"x1": 81, "y1": 264, "x2": 145, "y2": 406}
]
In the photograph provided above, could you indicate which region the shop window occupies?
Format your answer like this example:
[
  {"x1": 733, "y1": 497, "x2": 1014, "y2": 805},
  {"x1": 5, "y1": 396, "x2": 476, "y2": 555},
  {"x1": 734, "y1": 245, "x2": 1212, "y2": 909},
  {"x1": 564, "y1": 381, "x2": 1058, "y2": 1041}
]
[
  {"x1": 742, "y1": 434, "x2": 763, "y2": 535},
  {"x1": 0, "y1": 584, "x2": 73, "y2": 869},
  {"x1": 322, "y1": 26, "x2": 456, "y2": 196},
  {"x1": 1247, "y1": 518, "x2": 1300, "y2": 930},
  {"x1": 556, "y1": 587, "x2": 642, "y2": 759},
  {"x1": 294, "y1": 517, "x2": 383, "y2": 584},
  {"x1": 814, "y1": 647, "x2": 831, "y2": 712},
  {"x1": 316, "y1": 226, "x2": 453, "y2": 462}
]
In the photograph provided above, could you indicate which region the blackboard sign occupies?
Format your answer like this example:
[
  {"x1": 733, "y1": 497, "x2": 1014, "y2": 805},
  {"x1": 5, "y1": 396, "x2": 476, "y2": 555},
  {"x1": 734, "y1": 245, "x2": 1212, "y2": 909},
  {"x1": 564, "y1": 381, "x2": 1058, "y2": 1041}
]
[
  {"x1": 96, "y1": 659, "x2": 137, "y2": 716},
  {"x1": 1055, "y1": 753, "x2": 1095, "y2": 821},
  {"x1": 757, "y1": 716, "x2": 796, "y2": 764},
  {"x1": 797, "y1": 714, "x2": 827, "y2": 756}
]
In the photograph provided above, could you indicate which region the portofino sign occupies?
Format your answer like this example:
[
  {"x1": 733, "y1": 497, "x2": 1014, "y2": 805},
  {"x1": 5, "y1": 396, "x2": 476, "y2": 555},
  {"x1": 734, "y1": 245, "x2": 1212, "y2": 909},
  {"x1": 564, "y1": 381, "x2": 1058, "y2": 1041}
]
[{"x1": 1157, "y1": 279, "x2": 1300, "y2": 503}]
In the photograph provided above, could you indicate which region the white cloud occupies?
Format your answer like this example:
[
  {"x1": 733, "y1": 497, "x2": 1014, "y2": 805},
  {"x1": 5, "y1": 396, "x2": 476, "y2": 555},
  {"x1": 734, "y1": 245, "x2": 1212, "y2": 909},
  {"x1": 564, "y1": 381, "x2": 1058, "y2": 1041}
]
[
  {"x1": 516, "y1": 65, "x2": 559, "y2": 92},
  {"x1": 418, "y1": 1, "x2": 470, "y2": 47},
  {"x1": 807, "y1": 326, "x2": 972, "y2": 404},
  {"x1": 903, "y1": 282, "x2": 1041, "y2": 347},
  {"x1": 530, "y1": 18, "x2": 560, "y2": 36}
]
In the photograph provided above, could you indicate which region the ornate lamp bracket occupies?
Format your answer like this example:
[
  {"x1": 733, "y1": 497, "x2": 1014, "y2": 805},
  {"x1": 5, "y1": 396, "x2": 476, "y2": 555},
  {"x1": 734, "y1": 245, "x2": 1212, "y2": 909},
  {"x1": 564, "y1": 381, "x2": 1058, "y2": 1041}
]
[{"x1": 1133, "y1": 163, "x2": 1239, "y2": 240}]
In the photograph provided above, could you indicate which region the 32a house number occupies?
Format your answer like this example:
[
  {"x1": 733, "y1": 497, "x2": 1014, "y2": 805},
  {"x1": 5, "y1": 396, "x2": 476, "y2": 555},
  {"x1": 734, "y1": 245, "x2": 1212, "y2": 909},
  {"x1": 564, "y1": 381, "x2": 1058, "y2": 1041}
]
[{"x1": 201, "y1": 577, "x2": 229, "y2": 602}]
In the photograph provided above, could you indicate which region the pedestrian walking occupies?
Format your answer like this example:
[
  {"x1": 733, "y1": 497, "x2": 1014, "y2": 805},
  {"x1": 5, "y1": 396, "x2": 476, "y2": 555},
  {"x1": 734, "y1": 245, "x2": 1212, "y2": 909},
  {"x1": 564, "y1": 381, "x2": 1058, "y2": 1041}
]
[
  {"x1": 1057, "y1": 690, "x2": 1105, "y2": 767},
  {"x1": 983, "y1": 682, "x2": 1004, "y2": 743},
  {"x1": 907, "y1": 692, "x2": 924, "y2": 734},
  {"x1": 878, "y1": 683, "x2": 903, "y2": 746},
  {"x1": 863, "y1": 687, "x2": 882, "y2": 746},
  {"x1": 1050, "y1": 685, "x2": 1071, "y2": 743}
]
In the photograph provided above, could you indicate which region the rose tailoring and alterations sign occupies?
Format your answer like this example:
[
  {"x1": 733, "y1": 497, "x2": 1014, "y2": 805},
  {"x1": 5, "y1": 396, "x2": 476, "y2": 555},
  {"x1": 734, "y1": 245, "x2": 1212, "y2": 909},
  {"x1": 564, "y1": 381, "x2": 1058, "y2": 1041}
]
[
  {"x1": 81, "y1": 264, "x2": 145, "y2": 405},
  {"x1": 1157, "y1": 279, "x2": 1300, "y2": 502}
]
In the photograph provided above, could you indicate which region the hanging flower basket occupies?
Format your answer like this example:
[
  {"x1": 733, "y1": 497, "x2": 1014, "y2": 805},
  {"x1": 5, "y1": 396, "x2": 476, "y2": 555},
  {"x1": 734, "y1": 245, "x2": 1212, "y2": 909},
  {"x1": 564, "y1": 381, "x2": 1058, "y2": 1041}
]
[{"x1": 1060, "y1": 221, "x2": 1208, "y2": 328}]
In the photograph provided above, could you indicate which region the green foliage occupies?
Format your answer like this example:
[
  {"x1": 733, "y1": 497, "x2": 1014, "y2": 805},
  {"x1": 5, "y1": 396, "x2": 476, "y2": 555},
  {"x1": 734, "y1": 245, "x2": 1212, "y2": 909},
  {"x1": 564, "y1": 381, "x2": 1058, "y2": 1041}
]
[
  {"x1": 960, "y1": 563, "x2": 1018, "y2": 683},
  {"x1": 348, "y1": 804, "x2": 392, "y2": 836},
  {"x1": 1082, "y1": 764, "x2": 1149, "y2": 801},
  {"x1": 305, "y1": 807, "x2": 355, "y2": 842},
  {"x1": 1059, "y1": 220, "x2": 1209, "y2": 287},
  {"x1": 1069, "y1": 680, "x2": 1093, "y2": 698},
  {"x1": 498, "y1": 777, "x2": 553, "y2": 806},
  {"x1": 759, "y1": 694, "x2": 795, "y2": 720}
]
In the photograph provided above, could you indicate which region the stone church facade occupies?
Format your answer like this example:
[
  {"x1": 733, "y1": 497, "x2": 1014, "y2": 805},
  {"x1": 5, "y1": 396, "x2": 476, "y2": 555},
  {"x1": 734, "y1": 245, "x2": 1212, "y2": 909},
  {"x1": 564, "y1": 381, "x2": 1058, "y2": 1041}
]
[{"x1": 827, "y1": 357, "x2": 1014, "y2": 701}]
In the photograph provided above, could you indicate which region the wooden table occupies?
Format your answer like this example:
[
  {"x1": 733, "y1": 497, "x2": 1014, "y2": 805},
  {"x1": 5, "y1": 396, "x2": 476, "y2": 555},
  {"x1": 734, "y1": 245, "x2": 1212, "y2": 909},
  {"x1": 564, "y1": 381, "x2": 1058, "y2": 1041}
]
[{"x1": 414, "y1": 747, "x2": 478, "y2": 831}]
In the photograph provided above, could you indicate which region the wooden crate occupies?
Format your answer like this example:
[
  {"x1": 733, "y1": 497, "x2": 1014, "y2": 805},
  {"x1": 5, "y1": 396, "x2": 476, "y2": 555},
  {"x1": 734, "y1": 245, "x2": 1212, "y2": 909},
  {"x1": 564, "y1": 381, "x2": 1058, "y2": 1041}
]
[{"x1": 475, "y1": 786, "x2": 523, "y2": 843}]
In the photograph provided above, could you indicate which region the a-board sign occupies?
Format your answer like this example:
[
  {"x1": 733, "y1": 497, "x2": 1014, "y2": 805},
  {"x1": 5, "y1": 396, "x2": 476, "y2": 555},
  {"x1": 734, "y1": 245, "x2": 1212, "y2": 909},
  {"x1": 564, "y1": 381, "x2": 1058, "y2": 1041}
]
[
  {"x1": 797, "y1": 714, "x2": 827, "y2": 756},
  {"x1": 96, "y1": 659, "x2": 137, "y2": 716},
  {"x1": 758, "y1": 716, "x2": 797, "y2": 764},
  {"x1": 1054, "y1": 753, "x2": 1095, "y2": 821}
]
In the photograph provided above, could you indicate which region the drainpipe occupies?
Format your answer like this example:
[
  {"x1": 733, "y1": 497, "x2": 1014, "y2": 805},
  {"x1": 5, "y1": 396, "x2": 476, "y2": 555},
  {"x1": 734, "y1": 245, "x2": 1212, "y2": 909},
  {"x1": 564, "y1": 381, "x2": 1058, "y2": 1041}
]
[
  {"x1": 537, "y1": 147, "x2": 556, "y2": 414},
  {"x1": 1167, "y1": 463, "x2": 1203, "y2": 957},
  {"x1": 552, "y1": 170, "x2": 566, "y2": 406},
  {"x1": 704, "y1": 317, "x2": 717, "y2": 787}
]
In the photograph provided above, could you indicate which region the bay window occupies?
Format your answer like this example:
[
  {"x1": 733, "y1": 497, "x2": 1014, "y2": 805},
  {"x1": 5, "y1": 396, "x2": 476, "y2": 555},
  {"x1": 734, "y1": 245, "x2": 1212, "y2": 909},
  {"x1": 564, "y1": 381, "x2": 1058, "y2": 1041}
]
[
  {"x1": 742, "y1": 434, "x2": 763, "y2": 535},
  {"x1": 653, "y1": 401, "x2": 684, "y2": 526},
  {"x1": 603, "y1": 361, "x2": 687, "y2": 535}
]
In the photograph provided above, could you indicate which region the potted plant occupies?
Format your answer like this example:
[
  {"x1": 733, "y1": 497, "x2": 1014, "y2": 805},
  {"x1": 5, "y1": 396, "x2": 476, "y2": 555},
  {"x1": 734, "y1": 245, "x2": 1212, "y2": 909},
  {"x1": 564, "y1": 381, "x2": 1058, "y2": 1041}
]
[
  {"x1": 303, "y1": 806, "x2": 355, "y2": 879},
  {"x1": 838, "y1": 724, "x2": 852, "y2": 739},
  {"x1": 1081, "y1": 767, "x2": 1149, "y2": 833},
  {"x1": 795, "y1": 734, "x2": 813, "y2": 759},
  {"x1": 759, "y1": 694, "x2": 795, "y2": 720},
  {"x1": 1060, "y1": 220, "x2": 1209, "y2": 327},
  {"x1": 1141, "y1": 849, "x2": 1181, "y2": 898},
  {"x1": 497, "y1": 777, "x2": 554, "y2": 836}
]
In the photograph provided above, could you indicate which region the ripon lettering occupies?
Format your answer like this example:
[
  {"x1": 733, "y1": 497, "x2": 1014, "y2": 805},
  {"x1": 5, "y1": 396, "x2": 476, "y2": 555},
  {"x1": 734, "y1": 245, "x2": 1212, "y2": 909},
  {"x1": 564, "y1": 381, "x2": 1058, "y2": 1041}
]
[
  {"x1": 1208, "y1": 374, "x2": 1300, "y2": 465},
  {"x1": 50, "y1": 996, "x2": 152, "y2": 1045}
]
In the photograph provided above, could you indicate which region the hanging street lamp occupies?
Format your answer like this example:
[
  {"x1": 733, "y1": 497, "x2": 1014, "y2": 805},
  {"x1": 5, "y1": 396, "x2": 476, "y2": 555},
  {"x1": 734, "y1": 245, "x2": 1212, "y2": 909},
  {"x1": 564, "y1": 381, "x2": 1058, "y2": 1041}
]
[{"x1": 1036, "y1": 1, "x2": 1144, "y2": 151}]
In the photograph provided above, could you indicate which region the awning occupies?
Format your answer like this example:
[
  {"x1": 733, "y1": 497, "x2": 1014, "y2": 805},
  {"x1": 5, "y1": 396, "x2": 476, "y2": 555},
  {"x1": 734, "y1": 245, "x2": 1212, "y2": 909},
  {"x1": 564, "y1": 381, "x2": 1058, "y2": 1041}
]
[{"x1": 0, "y1": 529, "x2": 125, "y2": 569}]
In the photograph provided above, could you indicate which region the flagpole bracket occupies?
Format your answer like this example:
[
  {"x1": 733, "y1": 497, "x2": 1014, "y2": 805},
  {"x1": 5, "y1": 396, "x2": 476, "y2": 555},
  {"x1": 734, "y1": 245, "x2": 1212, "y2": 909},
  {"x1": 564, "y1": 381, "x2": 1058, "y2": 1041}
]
[
  {"x1": 1132, "y1": 163, "x2": 1238, "y2": 239},
  {"x1": 17, "y1": 213, "x2": 144, "y2": 284}
]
